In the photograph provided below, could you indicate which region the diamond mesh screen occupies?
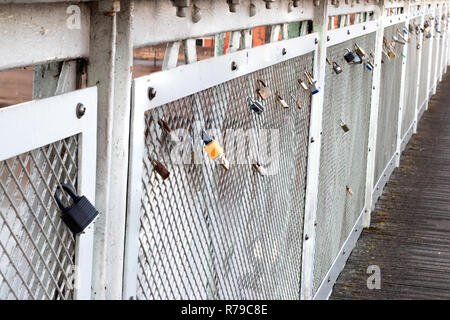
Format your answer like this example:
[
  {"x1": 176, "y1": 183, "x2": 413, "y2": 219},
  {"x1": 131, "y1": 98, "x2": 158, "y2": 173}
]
[
  {"x1": 313, "y1": 33, "x2": 375, "y2": 293},
  {"x1": 401, "y1": 18, "x2": 421, "y2": 139},
  {"x1": 374, "y1": 23, "x2": 404, "y2": 185},
  {"x1": 137, "y1": 53, "x2": 313, "y2": 300},
  {"x1": 0, "y1": 136, "x2": 78, "y2": 300},
  {"x1": 418, "y1": 19, "x2": 432, "y2": 109},
  {"x1": 430, "y1": 30, "x2": 439, "y2": 92}
]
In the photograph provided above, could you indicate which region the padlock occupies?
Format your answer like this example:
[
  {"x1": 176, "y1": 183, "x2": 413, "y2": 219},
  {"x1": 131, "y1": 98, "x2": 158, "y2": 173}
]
[
  {"x1": 304, "y1": 71, "x2": 319, "y2": 95},
  {"x1": 392, "y1": 35, "x2": 406, "y2": 45},
  {"x1": 252, "y1": 161, "x2": 267, "y2": 177},
  {"x1": 201, "y1": 129, "x2": 230, "y2": 171},
  {"x1": 158, "y1": 119, "x2": 181, "y2": 147},
  {"x1": 256, "y1": 79, "x2": 272, "y2": 100},
  {"x1": 298, "y1": 78, "x2": 309, "y2": 90},
  {"x1": 387, "y1": 49, "x2": 396, "y2": 59},
  {"x1": 248, "y1": 97, "x2": 265, "y2": 114},
  {"x1": 276, "y1": 94, "x2": 289, "y2": 109},
  {"x1": 365, "y1": 60, "x2": 374, "y2": 71},
  {"x1": 54, "y1": 183, "x2": 99, "y2": 235},
  {"x1": 346, "y1": 186, "x2": 354, "y2": 196},
  {"x1": 397, "y1": 31, "x2": 408, "y2": 43},
  {"x1": 151, "y1": 158, "x2": 171, "y2": 180},
  {"x1": 295, "y1": 99, "x2": 303, "y2": 110},
  {"x1": 332, "y1": 61, "x2": 343, "y2": 74},
  {"x1": 339, "y1": 120, "x2": 350, "y2": 132},
  {"x1": 344, "y1": 48, "x2": 357, "y2": 63},
  {"x1": 354, "y1": 43, "x2": 367, "y2": 59},
  {"x1": 352, "y1": 52, "x2": 363, "y2": 64}
]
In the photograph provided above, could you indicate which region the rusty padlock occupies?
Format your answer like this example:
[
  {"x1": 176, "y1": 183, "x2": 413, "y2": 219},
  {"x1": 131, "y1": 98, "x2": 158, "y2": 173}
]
[{"x1": 256, "y1": 79, "x2": 272, "y2": 100}]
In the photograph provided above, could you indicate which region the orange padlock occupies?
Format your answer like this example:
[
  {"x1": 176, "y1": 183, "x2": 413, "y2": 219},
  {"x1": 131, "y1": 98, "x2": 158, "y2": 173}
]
[
  {"x1": 201, "y1": 129, "x2": 230, "y2": 170},
  {"x1": 204, "y1": 139, "x2": 224, "y2": 160}
]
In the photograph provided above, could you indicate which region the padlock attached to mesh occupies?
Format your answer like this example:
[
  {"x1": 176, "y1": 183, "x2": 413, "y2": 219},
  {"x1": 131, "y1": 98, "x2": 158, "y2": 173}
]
[
  {"x1": 54, "y1": 183, "x2": 99, "y2": 235},
  {"x1": 332, "y1": 61, "x2": 343, "y2": 74},
  {"x1": 256, "y1": 79, "x2": 272, "y2": 100},
  {"x1": 344, "y1": 48, "x2": 357, "y2": 64}
]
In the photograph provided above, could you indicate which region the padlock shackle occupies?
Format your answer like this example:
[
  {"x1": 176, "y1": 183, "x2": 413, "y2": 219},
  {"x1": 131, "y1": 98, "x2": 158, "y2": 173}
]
[
  {"x1": 54, "y1": 183, "x2": 80, "y2": 212},
  {"x1": 256, "y1": 79, "x2": 267, "y2": 88}
]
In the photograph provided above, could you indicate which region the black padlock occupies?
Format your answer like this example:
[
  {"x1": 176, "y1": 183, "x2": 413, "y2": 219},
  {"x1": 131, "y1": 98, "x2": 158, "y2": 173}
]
[
  {"x1": 344, "y1": 48, "x2": 356, "y2": 63},
  {"x1": 248, "y1": 97, "x2": 265, "y2": 114},
  {"x1": 54, "y1": 183, "x2": 99, "y2": 235}
]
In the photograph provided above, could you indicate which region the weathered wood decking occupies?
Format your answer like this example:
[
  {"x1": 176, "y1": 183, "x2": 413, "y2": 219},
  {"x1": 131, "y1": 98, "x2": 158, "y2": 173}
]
[{"x1": 331, "y1": 72, "x2": 450, "y2": 300}]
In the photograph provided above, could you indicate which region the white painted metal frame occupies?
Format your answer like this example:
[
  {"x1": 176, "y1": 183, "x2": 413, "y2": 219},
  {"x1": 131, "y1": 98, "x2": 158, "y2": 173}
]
[
  {"x1": 0, "y1": 87, "x2": 98, "y2": 299},
  {"x1": 313, "y1": 207, "x2": 365, "y2": 300},
  {"x1": 122, "y1": 33, "x2": 318, "y2": 300},
  {"x1": 312, "y1": 10, "x2": 384, "y2": 300}
]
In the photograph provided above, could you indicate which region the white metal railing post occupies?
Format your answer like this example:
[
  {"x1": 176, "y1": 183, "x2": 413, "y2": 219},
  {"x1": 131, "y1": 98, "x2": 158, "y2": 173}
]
[
  {"x1": 413, "y1": 3, "x2": 426, "y2": 133},
  {"x1": 432, "y1": 2, "x2": 440, "y2": 94},
  {"x1": 395, "y1": 3, "x2": 411, "y2": 168},
  {"x1": 300, "y1": 0, "x2": 328, "y2": 300},
  {"x1": 362, "y1": 0, "x2": 385, "y2": 226},
  {"x1": 88, "y1": 0, "x2": 134, "y2": 300},
  {"x1": 425, "y1": 1, "x2": 435, "y2": 108}
]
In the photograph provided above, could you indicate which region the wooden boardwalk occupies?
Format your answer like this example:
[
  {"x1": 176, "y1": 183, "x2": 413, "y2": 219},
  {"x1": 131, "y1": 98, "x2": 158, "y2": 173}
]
[{"x1": 331, "y1": 72, "x2": 450, "y2": 300}]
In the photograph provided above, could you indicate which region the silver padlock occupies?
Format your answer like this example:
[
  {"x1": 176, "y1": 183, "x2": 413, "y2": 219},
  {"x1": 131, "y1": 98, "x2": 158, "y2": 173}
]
[
  {"x1": 158, "y1": 119, "x2": 181, "y2": 147},
  {"x1": 305, "y1": 71, "x2": 319, "y2": 95},
  {"x1": 332, "y1": 61, "x2": 343, "y2": 74},
  {"x1": 248, "y1": 97, "x2": 265, "y2": 114},
  {"x1": 252, "y1": 161, "x2": 267, "y2": 177}
]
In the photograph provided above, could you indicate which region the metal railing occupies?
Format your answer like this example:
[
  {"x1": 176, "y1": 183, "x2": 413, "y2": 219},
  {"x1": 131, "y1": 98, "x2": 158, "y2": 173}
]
[{"x1": 0, "y1": 0, "x2": 449, "y2": 300}]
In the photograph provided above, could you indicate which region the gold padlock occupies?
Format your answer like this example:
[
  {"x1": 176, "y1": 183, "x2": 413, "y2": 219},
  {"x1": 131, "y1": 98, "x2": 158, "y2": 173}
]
[
  {"x1": 276, "y1": 94, "x2": 289, "y2": 109},
  {"x1": 387, "y1": 50, "x2": 396, "y2": 59},
  {"x1": 256, "y1": 79, "x2": 272, "y2": 100},
  {"x1": 298, "y1": 79, "x2": 309, "y2": 91},
  {"x1": 354, "y1": 43, "x2": 367, "y2": 59},
  {"x1": 339, "y1": 120, "x2": 350, "y2": 132},
  {"x1": 346, "y1": 186, "x2": 353, "y2": 196}
]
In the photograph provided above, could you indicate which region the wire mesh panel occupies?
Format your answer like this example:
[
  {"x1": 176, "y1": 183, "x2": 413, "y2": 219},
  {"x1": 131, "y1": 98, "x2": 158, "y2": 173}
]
[
  {"x1": 135, "y1": 53, "x2": 313, "y2": 300},
  {"x1": 418, "y1": 19, "x2": 432, "y2": 110},
  {"x1": 0, "y1": 136, "x2": 78, "y2": 300},
  {"x1": 401, "y1": 17, "x2": 421, "y2": 139},
  {"x1": 313, "y1": 33, "x2": 375, "y2": 293},
  {"x1": 373, "y1": 23, "x2": 404, "y2": 185},
  {"x1": 430, "y1": 31, "x2": 439, "y2": 92}
]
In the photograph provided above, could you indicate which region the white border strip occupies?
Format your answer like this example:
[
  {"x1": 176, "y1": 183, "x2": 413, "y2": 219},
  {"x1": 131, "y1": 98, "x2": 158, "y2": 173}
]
[
  {"x1": 326, "y1": 21, "x2": 378, "y2": 47},
  {"x1": 313, "y1": 207, "x2": 365, "y2": 300},
  {"x1": 372, "y1": 152, "x2": 398, "y2": 210},
  {"x1": 400, "y1": 118, "x2": 416, "y2": 152},
  {"x1": 0, "y1": 88, "x2": 97, "y2": 162},
  {"x1": 134, "y1": 33, "x2": 318, "y2": 112},
  {"x1": 383, "y1": 13, "x2": 408, "y2": 27}
]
